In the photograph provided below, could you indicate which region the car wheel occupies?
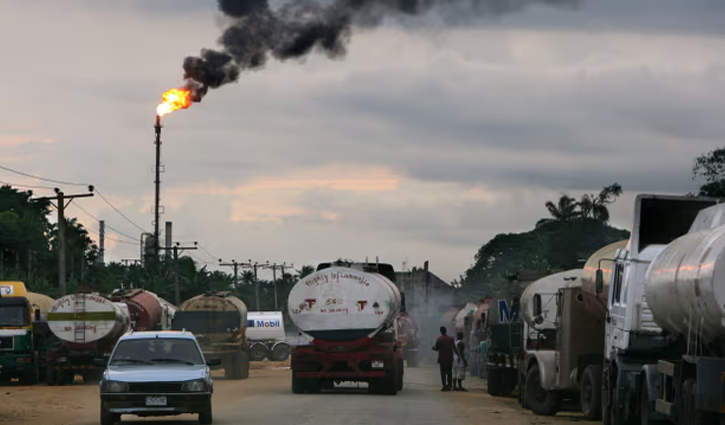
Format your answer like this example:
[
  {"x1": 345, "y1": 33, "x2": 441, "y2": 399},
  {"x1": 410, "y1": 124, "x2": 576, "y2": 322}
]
[
  {"x1": 100, "y1": 403, "x2": 120, "y2": 425},
  {"x1": 199, "y1": 400, "x2": 213, "y2": 425}
]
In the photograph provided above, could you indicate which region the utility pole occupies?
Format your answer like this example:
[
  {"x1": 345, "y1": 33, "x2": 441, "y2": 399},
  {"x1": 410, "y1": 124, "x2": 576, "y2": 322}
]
[
  {"x1": 172, "y1": 241, "x2": 197, "y2": 305},
  {"x1": 261, "y1": 262, "x2": 293, "y2": 310},
  {"x1": 33, "y1": 187, "x2": 94, "y2": 296},
  {"x1": 99, "y1": 220, "x2": 105, "y2": 264},
  {"x1": 240, "y1": 260, "x2": 260, "y2": 310},
  {"x1": 219, "y1": 259, "x2": 241, "y2": 288}
]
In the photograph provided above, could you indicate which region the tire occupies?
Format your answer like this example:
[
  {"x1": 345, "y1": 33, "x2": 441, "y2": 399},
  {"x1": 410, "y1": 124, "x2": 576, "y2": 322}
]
[
  {"x1": 45, "y1": 366, "x2": 57, "y2": 386},
  {"x1": 19, "y1": 369, "x2": 38, "y2": 385},
  {"x1": 487, "y1": 368, "x2": 501, "y2": 396},
  {"x1": 581, "y1": 365, "x2": 602, "y2": 420},
  {"x1": 270, "y1": 343, "x2": 291, "y2": 362},
  {"x1": 292, "y1": 372, "x2": 304, "y2": 394},
  {"x1": 199, "y1": 400, "x2": 213, "y2": 425},
  {"x1": 250, "y1": 343, "x2": 269, "y2": 362},
  {"x1": 239, "y1": 351, "x2": 250, "y2": 379},
  {"x1": 100, "y1": 402, "x2": 120, "y2": 425},
  {"x1": 525, "y1": 364, "x2": 559, "y2": 416},
  {"x1": 501, "y1": 369, "x2": 518, "y2": 396},
  {"x1": 62, "y1": 371, "x2": 75, "y2": 385},
  {"x1": 396, "y1": 359, "x2": 404, "y2": 392}
]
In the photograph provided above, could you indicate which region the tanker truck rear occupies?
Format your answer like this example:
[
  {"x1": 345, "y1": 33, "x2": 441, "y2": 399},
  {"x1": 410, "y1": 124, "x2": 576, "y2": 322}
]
[
  {"x1": 599, "y1": 194, "x2": 725, "y2": 424},
  {"x1": 109, "y1": 288, "x2": 176, "y2": 331},
  {"x1": 46, "y1": 293, "x2": 130, "y2": 385},
  {"x1": 172, "y1": 291, "x2": 250, "y2": 379},
  {"x1": 289, "y1": 261, "x2": 404, "y2": 395}
]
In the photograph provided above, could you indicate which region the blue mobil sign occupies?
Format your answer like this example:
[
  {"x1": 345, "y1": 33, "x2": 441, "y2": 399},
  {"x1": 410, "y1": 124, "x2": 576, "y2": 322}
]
[
  {"x1": 246, "y1": 320, "x2": 281, "y2": 328},
  {"x1": 498, "y1": 300, "x2": 518, "y2": 323}
]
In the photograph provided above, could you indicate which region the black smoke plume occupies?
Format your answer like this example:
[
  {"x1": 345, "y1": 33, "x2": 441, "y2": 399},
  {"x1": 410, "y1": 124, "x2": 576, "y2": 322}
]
[{"x1": 183, "y1": 0, "x2": 578, "y2": 101}]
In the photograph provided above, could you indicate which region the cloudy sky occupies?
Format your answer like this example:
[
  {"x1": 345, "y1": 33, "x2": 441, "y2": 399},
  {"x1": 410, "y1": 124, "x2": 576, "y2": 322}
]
[{"x1": 1, "y1": 0, "x2": 724, "y2": 282}]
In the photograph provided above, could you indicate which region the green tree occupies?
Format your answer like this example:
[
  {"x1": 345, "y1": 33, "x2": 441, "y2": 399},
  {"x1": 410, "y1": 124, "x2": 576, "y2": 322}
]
[
  {"x1": 296, "y1": 265, "x2": 315, "y2": 279},
  {"x1": 577, "y1": 183, "x2": 623, "y2": 222},
  {"x1": 693, "y1": 148, "x2": 725, "y2": 197},
  {"x1": 544, "y1": 195, "x2": 579, "y2": 221}
]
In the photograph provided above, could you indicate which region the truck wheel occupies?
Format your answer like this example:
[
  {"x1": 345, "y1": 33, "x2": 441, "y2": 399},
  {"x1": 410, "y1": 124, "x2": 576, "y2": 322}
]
[
  {"x1": 19, "y1": 369, "x2": 38, "y2": 385},
  {"x1": 581, "y1": 365, "x2": 602, "y2": 420},
  {"x1": 250, "y1": 343, "x2": 269, "y2": 362},
  {"x1": 239, "y1": 351, "x2": 250, "y2": 379},
  {"x1": 45, "y1": 366, "x2": 57, "y2": 386},
  {"x1": 487, "y1": 368, "x2": 502, "y2": 396},
  {"x1": 292, "y1": 372, "x2": 305, "y2": 394},
  {"x1": 271, "y1": 343, "x2": 291, "y2": 362},
  {"x1": 396, "y1": 359, "x2": 404, "y2": 391},
  {"x1": 62, "y1": 371, "x2": 75, "y2": 385},
  {"x1": 525, "y1": 364, "x2": 559, "y2": 416},
  {"x1": 100, "y1": 402, "x2": 120, "y2": 425},
  {"x1": 502, "y1": 369, "x2": 518, "y2": 396},
  {"x1": 199, "y1": 400, "x2": 213, "y2": 425}
]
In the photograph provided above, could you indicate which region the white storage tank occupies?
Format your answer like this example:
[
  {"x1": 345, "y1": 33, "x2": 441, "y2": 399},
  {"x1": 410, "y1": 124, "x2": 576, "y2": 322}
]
[
  {"x1": 47, "y1": 293, "x2": 131, "y2": 343},
  {"x1": 247, "y1": 311, "x2": 286, "y2": 341},
  {"x1": 645, "y1": 222, "x2": 725, "y2": 342},
  {"x1": 288, "y1": 266, "x2": 402, "y2": 341}
]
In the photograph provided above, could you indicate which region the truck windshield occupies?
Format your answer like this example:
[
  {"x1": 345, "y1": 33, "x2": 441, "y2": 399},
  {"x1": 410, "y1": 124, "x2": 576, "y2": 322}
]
[
  {"x1": 110, "y1": 338, "x2": 204, "y2": 366},
  {"x1": 0, "y1": 301, "x2": 30, "y2": 327}
]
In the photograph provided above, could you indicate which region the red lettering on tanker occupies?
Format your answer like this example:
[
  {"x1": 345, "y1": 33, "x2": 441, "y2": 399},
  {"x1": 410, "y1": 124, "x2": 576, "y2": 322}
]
[
  {"x1": 357, "y1": 300, "x2": 368, "y2": 311},
  {"x1": 321, "y1": 307, "x2": 348, "y2": 314},
  {"x1": 304, "y1": 299, "x2": 317, "y2": 309},
  {"x1": 303, "y1": 275, "x2": 329, "y2": 286},
  {"x1": 330, "y1": 272, "x2": 370, "y2": 287},
  {"x1": 326, "y1": 298, "x2": 343, "y2": 306}
]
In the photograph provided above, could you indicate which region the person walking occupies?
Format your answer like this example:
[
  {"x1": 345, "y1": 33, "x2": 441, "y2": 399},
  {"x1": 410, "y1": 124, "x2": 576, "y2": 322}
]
[
  {"x1": 433, "y1": 326, "x2": 455, "y2": 391},
  {"x1": 452, "y1": 331, "x2": 468, "y2": 391}
]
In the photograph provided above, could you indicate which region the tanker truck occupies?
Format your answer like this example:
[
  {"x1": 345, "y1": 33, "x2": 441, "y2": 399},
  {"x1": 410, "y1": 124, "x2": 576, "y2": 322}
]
[
  {"x1": 109, "y1": 288, "x2": 176, "y2": 331},
  {"x1": 288, "y1": 261, "x2": 405, "y2": 395},
  {"x1": 172, "y1": 291, "x2": 250, "y2": 379},
  {"x1": 0, "y1": 282, "x2": 55, "y2": 384},
  {"x1": 599, "y1": 194, "x2": 725, "y2": 424},
  {"x1": 484, "y1": 296, "x2": 522, "y2": 397},
  {"x1": 246, "y1": 311, "x2": 291, "y2": 362},
  {"x1": 46, "y1": 293, "x2": 130, "y2": 385}
]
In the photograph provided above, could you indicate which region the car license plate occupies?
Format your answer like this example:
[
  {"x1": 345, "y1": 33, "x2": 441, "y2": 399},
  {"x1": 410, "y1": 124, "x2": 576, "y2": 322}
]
[{"x1": 145, "y1": 396, "x2": 167, "y2": 406}]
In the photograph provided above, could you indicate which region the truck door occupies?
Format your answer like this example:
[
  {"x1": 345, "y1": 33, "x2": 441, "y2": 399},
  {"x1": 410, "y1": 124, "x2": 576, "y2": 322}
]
[{"x1": 606, "y1": 256, "x2": 628, "y2": 353}]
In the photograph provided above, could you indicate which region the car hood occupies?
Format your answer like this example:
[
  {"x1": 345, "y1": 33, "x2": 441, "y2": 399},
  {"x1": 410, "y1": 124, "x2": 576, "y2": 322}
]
[{"x1": 105, "y1": 365, "x2": 208, "y2": 382}]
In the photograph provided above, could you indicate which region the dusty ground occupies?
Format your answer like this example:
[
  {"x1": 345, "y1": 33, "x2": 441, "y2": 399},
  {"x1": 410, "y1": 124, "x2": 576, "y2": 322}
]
[{"x1": 0, "y1": 364, "x2": 598, "y2": 425}]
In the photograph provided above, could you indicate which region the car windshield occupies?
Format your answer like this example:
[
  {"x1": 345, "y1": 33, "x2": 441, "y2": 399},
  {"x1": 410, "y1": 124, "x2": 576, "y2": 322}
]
[
  {"x1": 0, "y1": 304, "x2": 30, "y2": 327},
  {"x1": 109, "y1": 338, "x2": 204, "y2": 366}
]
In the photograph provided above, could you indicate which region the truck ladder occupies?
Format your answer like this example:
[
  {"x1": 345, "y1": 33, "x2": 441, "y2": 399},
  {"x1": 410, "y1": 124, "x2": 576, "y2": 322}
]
[{"x1": 73, "y1": 295, "x2": 86, "y2": 344}]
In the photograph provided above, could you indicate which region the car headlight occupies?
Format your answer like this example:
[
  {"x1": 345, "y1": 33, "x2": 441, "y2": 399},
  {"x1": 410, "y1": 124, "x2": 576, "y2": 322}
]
[
  {"x1": 103, "y1": 380, "x2": 128, "y2": 393},
  {"x1": 182, "y1": 380, "x2": 207, "y2": 392}
]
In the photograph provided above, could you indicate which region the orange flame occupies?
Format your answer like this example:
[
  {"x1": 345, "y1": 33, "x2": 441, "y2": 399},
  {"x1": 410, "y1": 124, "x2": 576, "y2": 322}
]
[{"x1": 156, "y1": 88, "x2": 192, "y2": 116}]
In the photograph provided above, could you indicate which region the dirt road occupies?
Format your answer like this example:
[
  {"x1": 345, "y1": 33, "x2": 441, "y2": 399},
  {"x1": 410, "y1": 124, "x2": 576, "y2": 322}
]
[{"x1": 0, "y1": 365, "x2": 598, "y2": 425}]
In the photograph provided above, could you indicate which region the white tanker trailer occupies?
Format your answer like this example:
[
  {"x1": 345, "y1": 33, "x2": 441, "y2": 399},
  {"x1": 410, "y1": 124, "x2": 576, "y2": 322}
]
[
  {"x1": 599, "y1": 195, "x2": 725, "y2": 424},
  {"x1": 46, "y1": 293, "x2": 131, "y2": 385},
  {"x1": 247, "y1": 311, "x2": 291, "y2": 362},
  {"x1": 288, "y1": 261, "x2": 404, "y2": 395}
]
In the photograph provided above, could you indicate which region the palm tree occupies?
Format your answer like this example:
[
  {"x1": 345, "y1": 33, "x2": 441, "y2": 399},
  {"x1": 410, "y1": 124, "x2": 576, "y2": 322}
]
[
  {"x1": 579, "y1": 183, "x2": 623, "y2": 222},
  {"x1": 545, "y1": 195, "x2": 579, "y2": 221}
]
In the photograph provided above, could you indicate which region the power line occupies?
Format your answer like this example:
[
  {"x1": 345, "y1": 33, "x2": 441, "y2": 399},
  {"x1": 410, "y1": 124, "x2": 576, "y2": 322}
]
[
  {"x1": 197, "y1": 243, "x2": 219, "y2": 262},
  {"x1": 69, "y1": 202, "x2": 139, "y2": 242},
  {"x1": 0, "y1": 164, "x2": 89, "y2": 187},
  {"x1": 94, "y1": 189, "x2": 149, "y2": 233}
]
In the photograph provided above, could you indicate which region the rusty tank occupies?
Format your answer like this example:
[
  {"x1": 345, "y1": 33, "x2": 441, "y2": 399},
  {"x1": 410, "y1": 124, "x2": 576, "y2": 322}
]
[{"x1": 580, "y1": 239, "x2": 629, "y2": 317}]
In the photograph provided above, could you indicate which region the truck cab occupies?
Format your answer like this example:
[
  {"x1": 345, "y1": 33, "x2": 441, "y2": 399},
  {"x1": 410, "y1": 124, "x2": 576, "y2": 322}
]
[
  {"x1": 0, "y1": 281, "x2": 38, "y2": 384},
  {"x1": 601, "y1": 195, "x2": 719, "y2": 424}
]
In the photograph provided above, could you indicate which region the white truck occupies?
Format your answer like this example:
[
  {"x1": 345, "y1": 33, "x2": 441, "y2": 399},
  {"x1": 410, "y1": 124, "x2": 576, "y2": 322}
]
[
  {"x1": 599, "y1": 194, "x2": 725, "y2": 424},
  {"x1": 246, "y1": 311, "x2": 291, "y2": 362}
]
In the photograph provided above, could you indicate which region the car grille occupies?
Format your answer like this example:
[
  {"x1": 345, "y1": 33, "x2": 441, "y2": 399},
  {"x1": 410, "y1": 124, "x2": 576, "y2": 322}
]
[
  {"x1": 0, "y1": 336, "x2": 13, "y2": 351},
  {"x1": 128, "y1": 382, "x2": 184, "y2": 393}
]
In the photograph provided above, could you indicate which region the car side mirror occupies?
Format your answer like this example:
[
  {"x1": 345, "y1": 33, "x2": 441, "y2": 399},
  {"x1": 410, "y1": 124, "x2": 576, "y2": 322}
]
[
  {"x1": 93, "y1": 358, "x2": 108, "y2": 367},
  {"x1": 206, "y1": 358, "x2": 222, "y2": 367},
  {"x1": 595, "y1": 269, "x2": 604, "y2": 294}
]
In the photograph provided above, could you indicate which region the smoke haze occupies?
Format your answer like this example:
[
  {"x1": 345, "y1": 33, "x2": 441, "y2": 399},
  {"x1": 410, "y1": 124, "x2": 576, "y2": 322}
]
[{"x1": 181, "y1": 0, "x2": 579, "y2": 101}]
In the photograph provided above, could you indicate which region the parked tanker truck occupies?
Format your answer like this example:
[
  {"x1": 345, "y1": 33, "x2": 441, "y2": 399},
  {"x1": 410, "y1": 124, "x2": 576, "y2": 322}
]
[
  {"x1": 484, "y1": 296, "x2": 522, "y2": 396},
  {"x1": 0, "y1": 282, "x2": 55, "y2": 384},
  {"x1": 172, "y1": 291, "x2": 250, "y2": 379},
  {"x1": 288, "y1": 261, "x2": 405, "y2": 395},
  {"x1": 46, "y1": 293, "x2": 131, "y2": 385},
  {"x1": 600, "y1": 194, "x2": 725, "y2": 424},
  {"x1": 517, "y1": 238, "x2": 624, "y2": 420},
  {"x1": 109, "y1": 288, "x2": 176, "y2": 331},
  {"x1": 247, "y1": 311, "x2": 291, "y2": 362}
]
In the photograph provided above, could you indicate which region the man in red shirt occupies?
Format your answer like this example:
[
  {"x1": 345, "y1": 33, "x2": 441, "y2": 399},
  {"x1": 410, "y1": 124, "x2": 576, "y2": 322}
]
[{"x1": 433, "y1": 326, "x2": 456, "y2": 391}]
